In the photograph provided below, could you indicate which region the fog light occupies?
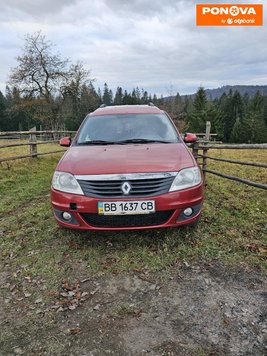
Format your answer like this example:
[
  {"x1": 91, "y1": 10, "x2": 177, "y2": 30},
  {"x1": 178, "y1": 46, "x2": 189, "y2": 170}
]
[
  {"x1": 62, "y1": 211, "x2": 72, "y2": 221},
  {"x1": 183, "y1": 208, "x2": 193, "y2": 217}
]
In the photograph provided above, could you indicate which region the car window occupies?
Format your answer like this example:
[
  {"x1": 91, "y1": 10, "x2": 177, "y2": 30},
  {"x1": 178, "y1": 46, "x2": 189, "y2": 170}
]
[{"x1": 76, "y1": 114, "x2": 179, "y2": 144}]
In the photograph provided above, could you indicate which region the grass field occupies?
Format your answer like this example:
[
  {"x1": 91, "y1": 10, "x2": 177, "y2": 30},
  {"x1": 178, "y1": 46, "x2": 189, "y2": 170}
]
[
  {"x1": 0, "y1": 146, "x2": 266, "y2": 293},
  {"x1": 0, "y1": 145, "x2": 266, "y2": 355}
]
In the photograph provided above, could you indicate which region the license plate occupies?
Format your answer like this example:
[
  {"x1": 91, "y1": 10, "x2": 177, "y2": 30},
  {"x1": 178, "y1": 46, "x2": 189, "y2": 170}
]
[{"x1": 98, "y1": 201, "x2": 155, "y2": 215}]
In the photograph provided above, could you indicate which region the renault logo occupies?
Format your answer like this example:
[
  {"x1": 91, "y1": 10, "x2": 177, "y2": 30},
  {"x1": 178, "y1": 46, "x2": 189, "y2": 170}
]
[{"x1": 121, "y1": 182, "x2": 131, "y2": 195}]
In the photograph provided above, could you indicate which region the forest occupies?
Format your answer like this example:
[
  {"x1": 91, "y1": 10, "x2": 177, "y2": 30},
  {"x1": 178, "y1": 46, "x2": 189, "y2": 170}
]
[{"x1": 0, "y1": 32, "x2": 267, "y2": 143}]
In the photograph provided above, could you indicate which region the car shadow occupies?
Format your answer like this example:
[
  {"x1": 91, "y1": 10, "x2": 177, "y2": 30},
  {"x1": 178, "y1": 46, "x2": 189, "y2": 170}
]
[{"x1": 59, "y1": 225, "x2": 197, "y2": 251}]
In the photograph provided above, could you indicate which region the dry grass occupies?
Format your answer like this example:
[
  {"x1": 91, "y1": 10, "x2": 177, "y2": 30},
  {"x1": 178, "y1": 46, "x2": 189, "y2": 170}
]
[
  {"x1": 0, "y1": 139, "x2": 66, "y2": 160},
  {"x1": 207, "y1": 148, "x2": 267, "y2": 184},
  {"x1": 0, "y1": 145, "x2": 266, "y2": 279}
]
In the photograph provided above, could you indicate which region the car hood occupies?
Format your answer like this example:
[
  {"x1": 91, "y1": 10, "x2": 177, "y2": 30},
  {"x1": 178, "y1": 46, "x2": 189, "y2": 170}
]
[{"x1": 57, "y1": 143, "x2": 195, "y2": 175}]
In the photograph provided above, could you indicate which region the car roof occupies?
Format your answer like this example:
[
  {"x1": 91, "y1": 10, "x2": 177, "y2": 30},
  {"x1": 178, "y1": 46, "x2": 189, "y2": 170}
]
[{"x1": 89, "y1": 105, "x2": 164, "y2": 116}]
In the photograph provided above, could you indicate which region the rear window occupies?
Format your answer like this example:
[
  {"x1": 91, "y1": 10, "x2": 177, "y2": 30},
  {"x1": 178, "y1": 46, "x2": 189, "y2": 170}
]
[{"x1": 76, "y1": 114, "x2": 179, "y2": 144}]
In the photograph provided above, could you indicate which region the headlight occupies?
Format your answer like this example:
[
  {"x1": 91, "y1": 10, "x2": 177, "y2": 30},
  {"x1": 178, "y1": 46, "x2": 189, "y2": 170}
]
[
  {"x1": 52, "y1": 171, "x2": 84, "y2": 195},
  {"x1": 169, "y1": 167, "x2": 202, "y2": 192}
]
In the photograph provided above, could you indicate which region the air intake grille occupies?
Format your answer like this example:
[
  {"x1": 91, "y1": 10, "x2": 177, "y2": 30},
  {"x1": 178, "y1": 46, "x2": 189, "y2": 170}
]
[
  {"x1": 80, "y1": 210, "x2": 174, "y2": 228},
  {"x1": 78, "y1": 176, "x2": 174, "y2": 198}
]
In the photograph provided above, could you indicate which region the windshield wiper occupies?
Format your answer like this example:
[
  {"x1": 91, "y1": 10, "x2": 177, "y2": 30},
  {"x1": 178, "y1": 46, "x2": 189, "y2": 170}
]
[
  {"x1": 78, "y1": 140, "x2": 117, "y2": 145},
  {"x1": 79, "y1": 139, "x2": 174, "y2": 145},
  {"x1": 116, "y1": 138, "x2": 173, "y2": 144}
]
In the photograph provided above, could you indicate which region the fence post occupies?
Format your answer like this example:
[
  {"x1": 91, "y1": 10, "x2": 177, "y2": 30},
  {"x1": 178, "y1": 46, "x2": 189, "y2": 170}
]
[
  {"x1": 192, "y1": 142, "x2": 199, "y2": 162},
  {"x1": 202, "y1": 121, "x2": 211, "y2": 179},
  {"x1": 29, "y1": 126, "x2": 38, "y2": 158},
  {"x1": 205, "y1": 121, "x2": 211, "y2": 141}
]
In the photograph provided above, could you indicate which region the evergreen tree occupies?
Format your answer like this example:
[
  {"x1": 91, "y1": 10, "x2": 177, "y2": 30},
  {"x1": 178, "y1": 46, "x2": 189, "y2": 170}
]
[
  {"x1": 122, "y1": 90, "x2": 130, "y2": 105},
  {"x1": 184, "y1": 95, "x2": 193, "y2": 116},
  {"x1": 97, "y1": 88, "x2": 102, "y2": 104},
  {"x1": 230, "y1": 92, "x2": 267, "y2": 143},
  {"x1": 230, "y1": 116, "x2": 249, "y2": 143},
  {"x1": 210, "y1": 99, "x2": 224, "y2": 140},
  {"x1": 114, "y1": 87, "x2": 123, "y2": 105},
  {"x1": 135, "y1": 87, "x2": 141, "y2": 103},
  {"x1": 262, "y1": 96, "x2": 267, "y2": 125},
  {"x1": 218, "y1": 90, "x2": 235, "y2": 142},
  {"x1": 0, "y1": 90, "x2": 8, "y2": 131},
  {"x1": 245, "y1": 92, "x2": 267, "y2": 143},
  {"x1": 102, "y1": 83, "x2": 113, "y2": 105},
  {"x1": 5, "y1": 87, "x2": 37, "y2": 130},
  {"x1": 141, "y1": 90, "x2": 148, "y2": 104},
  {"x1": 187, "y1": 87, "x2": 208, "y2": 132},
  {"x1": 131, "y1": 89, "x2": 137, "y2": 104},
  {"x1": 173, "y1": 92, "x2": 185, "y2": 120}
]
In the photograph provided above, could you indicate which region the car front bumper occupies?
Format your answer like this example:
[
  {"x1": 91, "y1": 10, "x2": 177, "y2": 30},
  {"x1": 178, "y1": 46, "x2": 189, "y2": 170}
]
[{"x1": 51, "y1": 185, "x2": 204, "y2": 230}]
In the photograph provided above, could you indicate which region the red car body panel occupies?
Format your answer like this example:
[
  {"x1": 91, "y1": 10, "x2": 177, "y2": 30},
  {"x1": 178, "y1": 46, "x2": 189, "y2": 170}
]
[
  {"x1": 51, "y1": 105, "x2": 204, "y2": 230},
  {"x1": 57, "y1": 143, "x2": 195, "y2": 175},
  {"x1": 90, "y1": 105, "x2": 162, "y2": 116}
]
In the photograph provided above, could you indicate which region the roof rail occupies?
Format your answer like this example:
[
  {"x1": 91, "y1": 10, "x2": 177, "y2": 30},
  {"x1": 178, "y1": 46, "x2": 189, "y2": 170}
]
[
  {"x1": 148, "y1": 102, "x2": 155, "y2": 106},
  {"x1": 99, "y1": 104, "x2": 106, "y2": 108}
]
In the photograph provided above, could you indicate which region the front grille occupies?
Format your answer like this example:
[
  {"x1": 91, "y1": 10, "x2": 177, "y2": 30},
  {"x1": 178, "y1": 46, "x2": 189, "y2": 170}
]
[
  {"x1": 78, "y1": 176, "x2": 174, "y2": 198},
  {"x1": 80, "y1": 210, "x2": 174, "y2": 228}
]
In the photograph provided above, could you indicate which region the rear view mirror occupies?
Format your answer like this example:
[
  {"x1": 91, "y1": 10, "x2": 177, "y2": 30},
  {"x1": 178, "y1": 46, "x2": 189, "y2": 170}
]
[
  {"x1": 184, "y1": 133, "x2": 197, "y2": 143},
  {"x1": 59, "y1": 136, "x2": 71, "y2": 147}
]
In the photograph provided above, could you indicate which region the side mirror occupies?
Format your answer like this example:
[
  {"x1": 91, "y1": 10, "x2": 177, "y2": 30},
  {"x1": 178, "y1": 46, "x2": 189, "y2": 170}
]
[
  {"x1": 59, "y1": 136, "x2": 71, "y2": 147},
  {"x1": 184, "y1": 133, "x2": 197, "y2": 143}
]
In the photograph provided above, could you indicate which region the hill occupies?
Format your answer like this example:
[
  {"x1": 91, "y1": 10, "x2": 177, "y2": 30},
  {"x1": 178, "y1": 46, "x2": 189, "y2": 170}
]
[
  {"x1": 205, "y1": 85, "x2": 267, "y2": 100},
  {"x1": 165, "y1": 85, "x2": 267, "y2": 101}
]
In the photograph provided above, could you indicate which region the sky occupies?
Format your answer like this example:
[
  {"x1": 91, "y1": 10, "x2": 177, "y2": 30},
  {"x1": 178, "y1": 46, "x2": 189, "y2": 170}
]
[{"x1": 0, "y1": 0, "x2": 266, "y2": 96}]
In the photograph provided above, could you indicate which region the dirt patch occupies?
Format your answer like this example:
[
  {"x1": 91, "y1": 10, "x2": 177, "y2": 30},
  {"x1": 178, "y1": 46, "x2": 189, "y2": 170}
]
[{"x1": 0, "y1": 263, "x2": 266, "y2": 355}]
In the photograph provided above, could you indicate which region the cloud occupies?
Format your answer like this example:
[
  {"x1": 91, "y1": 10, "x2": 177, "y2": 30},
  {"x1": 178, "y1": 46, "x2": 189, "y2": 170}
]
[
  {"x1": 0, "y1": 0, "x2": 73, "y2": 19},
  {"x1": 0, "y1": 0, "x2": 266, "y2": 95}
]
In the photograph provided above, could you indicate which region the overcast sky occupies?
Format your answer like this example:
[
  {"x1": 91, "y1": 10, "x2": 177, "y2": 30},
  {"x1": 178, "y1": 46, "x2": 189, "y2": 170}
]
[{"x1": 0, "y1": 0, "x2": 266, "y2": 96}]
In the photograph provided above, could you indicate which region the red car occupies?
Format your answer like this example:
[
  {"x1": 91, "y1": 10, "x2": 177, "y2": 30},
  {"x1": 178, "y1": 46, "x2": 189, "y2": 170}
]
[{"x1": 51, "y1": 104, "x2": 203, "y2": 230}]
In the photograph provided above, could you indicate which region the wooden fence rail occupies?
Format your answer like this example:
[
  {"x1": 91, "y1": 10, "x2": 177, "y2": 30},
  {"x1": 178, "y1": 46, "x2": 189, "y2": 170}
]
[
  {"x1": 0, "y1": 130, "x2": 76, "y2": 136},
  {"x1": 0, "y1": 140, "x2": 59, "y2": 149},
  {"x1": 204, "y1": 169, "x2": 267, "y2": 190},
  {"x1": 192, "y1": 128, "x2": 267, "y2": 190},
  {"x1": 197, "y1": 154, "x2": 267, "y2": 169},
  {"x1": 0, "y1": 127, "x2": 74, "y2": 163},
  {"x1": 198, "y1": 144, "x2": 267, "y2": 150}
]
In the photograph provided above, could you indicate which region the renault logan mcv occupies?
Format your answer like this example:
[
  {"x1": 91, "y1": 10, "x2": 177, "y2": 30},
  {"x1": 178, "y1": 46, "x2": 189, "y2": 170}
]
[{"x1": 51, "y1": 104, "x2": 204, "y2": 230}]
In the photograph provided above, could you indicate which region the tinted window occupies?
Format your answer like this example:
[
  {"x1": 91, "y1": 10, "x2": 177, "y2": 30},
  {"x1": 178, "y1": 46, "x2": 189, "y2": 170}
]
[{"x1": 76, "y1": 114, "x2": 179, "y2": 143}]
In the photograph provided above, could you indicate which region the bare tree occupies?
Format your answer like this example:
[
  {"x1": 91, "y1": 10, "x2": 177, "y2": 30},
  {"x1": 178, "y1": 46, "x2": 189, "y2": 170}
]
[{"x1": 9, "y1": 31, "x2": 92, "y2": 129}]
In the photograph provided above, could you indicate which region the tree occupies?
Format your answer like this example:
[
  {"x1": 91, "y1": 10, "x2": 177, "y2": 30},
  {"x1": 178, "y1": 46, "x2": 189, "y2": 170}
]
[
  {"x1": 218, "y1": 90, "x2": 245, "y2": 142},
  {"x1": 122, "y1": 90, "x2": 130, "y2": 105},
  {"x1": 60, "y1": 81, "x2": 100, "y2": 130},
  {"x1": 3, "y1": 86, "x2": 37, "y2": 130},
  {"x1": 245, "y1": 92, "x2": 267, "y2": 143},
  {"x1": 263, "y1": 97, "x2": 267, "y2": 126},
  {"x1": 114, "y1": 87, "x2": 123, "y2": 105},
  {"x1": 0, "y1": 90, "x2": 8, "y2": 130},
  {"x1": 187, "y1": 87, "x2": 208, "y2": 132},
  {"x1": 229, "y1": 92, "x2": 267, "y2": 143},
  {"x1": 141, "y1": 89, "x2": 148, "y2": 104},
  {"x1": 102, "y1": 83, "x2": 113, "y2": 105},
  {"x1": 9, "y1": 31, "x2": 92, "y2": 129}
]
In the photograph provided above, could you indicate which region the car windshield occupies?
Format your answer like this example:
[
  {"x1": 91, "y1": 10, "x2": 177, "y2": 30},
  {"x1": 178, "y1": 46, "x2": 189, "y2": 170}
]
[{"x1": 76, "y1": 114, "x2": 179, "y2": 144}]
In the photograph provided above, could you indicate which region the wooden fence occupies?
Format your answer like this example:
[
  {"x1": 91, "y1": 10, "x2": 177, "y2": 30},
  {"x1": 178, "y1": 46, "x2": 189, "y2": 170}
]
[
  {"x1": 0, "y1": 127, "x2": 75, "y2": 163},
  {"x1": 1, "y1": 124, "x2": 267, "y2": 192},
  {"x1": 191, "y1": 139, "x2": 267, "y2": 190},
  {"x1": 0, "y1": 125, "x2": 214, "y2": 164}
]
